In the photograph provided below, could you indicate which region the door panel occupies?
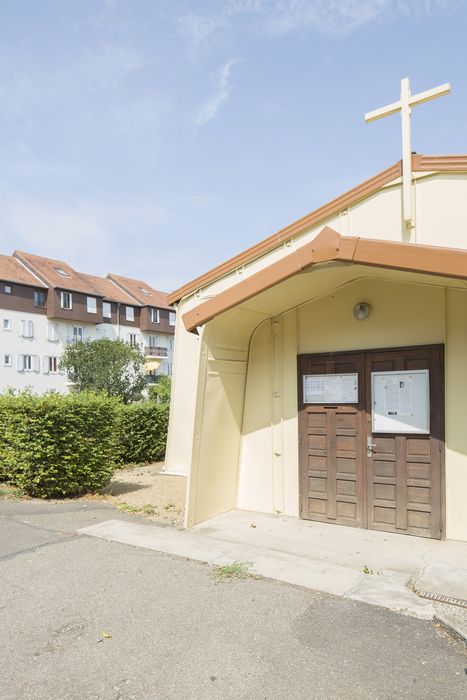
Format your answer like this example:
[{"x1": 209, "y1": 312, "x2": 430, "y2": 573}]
[
  {"x1": 365, "y1": 346, "x2": 443, "y2": 539},
  {"x1": 298, "y1": 345, "x2": 444, "y2": 539},
  {"x1": 298, "y1": 353, "x2": 365, "y2": 528}
]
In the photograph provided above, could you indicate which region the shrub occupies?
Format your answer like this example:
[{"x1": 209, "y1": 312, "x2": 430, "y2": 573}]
[
  {"x1": 0, "y1": 392, "x2": 121, "y2": 498},
  {"x1": 118, "y1": 402, "x2": 169, "y2": 465},
  {"x1": 147, "y1": 376, "x2": 171, "y2": 405}
]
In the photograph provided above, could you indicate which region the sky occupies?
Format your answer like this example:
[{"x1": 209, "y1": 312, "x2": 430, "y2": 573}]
[{"x1": 1, "y1": 0, "x2": 467, "y2": 293}]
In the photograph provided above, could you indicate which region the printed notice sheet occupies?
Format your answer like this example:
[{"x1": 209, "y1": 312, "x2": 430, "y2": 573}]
[
  {"x1": 371, "y1": 370, "x2": 430, "y2": 434},
  {"x1": 303, "y1": 373, "x2": 358, "y2": 404},
  {"x1": 382, "y1": 375, "x2": 413, "y2": 417}
]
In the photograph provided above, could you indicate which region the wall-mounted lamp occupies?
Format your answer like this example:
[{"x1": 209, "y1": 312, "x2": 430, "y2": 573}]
[{"x1": 353, "y1": 302, "x2": 372, "y2": 321}]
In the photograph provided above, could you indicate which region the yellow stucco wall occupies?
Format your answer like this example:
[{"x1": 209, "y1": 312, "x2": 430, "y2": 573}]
[
  {"x1": 445, "y1": 288, "x2": 467, "y2": 541},
  {"x1": 238, "y1": 278, "x2": 447, "y2": 522}
]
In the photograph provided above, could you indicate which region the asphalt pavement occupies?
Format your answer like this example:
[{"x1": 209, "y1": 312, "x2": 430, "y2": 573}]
[{"x1": 0, "y1": 499, "x2": 466, "y2": 699}]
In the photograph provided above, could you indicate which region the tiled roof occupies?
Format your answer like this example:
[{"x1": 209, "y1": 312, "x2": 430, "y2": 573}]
[
  {"x1": 14, "y1": 251, "x2": 97, "y2": 294},
  {"x1": 0, "y1": 254, "x2": 47, "y2": 287},
  {"x1": 6, "y1": 250, "x2": 170, "y2": 308},
  {"x1": 80, "y1": 273, "x2": 138, "y2": 305},
  {"x1": 107, "y1": 274, "x2": 171, "y2": 310}
]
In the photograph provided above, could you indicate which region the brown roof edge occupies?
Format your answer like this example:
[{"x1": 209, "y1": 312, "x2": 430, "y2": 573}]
[
  {"x1": 13, "y1": 251, "x2": 52, "y2": 288},
  {"x1": 182, "y1": 226, "x2": 467, "y2": 332},
  {"x1": 169, "y1": 154, "x2": 467, "y2": 305},
  {"x1": 107, "y1": 274, "x2": 142, "y2": 305}
]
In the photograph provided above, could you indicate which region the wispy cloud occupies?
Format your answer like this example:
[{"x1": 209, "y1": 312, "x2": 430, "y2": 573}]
[
  {"x1": 177, "y1": 0, "x2": 465, "y2": 51},
  {"x1": 195, "y1": 60, "x2": 239, "y2": 127}
]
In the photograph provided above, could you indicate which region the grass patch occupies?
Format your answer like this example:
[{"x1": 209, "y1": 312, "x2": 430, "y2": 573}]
[
  {"x1": 362, "y1": 565, "x2": 381, "y2": 575},
  {"x1": 116, "y1": 502, "x2": 158, "y2": 516},
  {"x1": 0, "y1": 484, "x2": 26, "y2": 500},
  {"x1": 211, "y1": 561, "x2": 256, "y2": 582}
]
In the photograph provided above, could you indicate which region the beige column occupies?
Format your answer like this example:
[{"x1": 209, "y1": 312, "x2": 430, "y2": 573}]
[{"x1": 444, "y1": 288, "x2": 467, "y2": 541}]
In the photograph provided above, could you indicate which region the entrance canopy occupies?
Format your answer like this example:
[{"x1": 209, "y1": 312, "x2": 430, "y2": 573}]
[{"x1": 183, "y1": 226, "x2": 467, "y2": 333}]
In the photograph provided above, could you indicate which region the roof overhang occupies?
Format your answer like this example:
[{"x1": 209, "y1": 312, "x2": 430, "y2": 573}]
[
  {"x1": 169, "y1": 154, "x2": 467, "y2": 305},
  {"x1": 183, "y1": 226, "x2": 467, "y2": 333}
]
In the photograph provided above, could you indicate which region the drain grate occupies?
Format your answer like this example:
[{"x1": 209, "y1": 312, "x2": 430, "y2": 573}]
[{"x1": 412, "y1": 587, "x2": 467, "y2": 609}]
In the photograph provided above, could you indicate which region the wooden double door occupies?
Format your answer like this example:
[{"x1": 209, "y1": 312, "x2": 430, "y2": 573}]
[{"x1": 298, "y1": 346, "x2": 444, "y2": 539}]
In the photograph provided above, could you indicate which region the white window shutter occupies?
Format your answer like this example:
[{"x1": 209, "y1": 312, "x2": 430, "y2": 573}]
[
  {"x1": 42, "y1": 356, "x2": 49, "y2": 374},
  {"x1": 47, "y1": 323, "x2": 57, "y2": 341},
  {"x1": 17, "y1": 354, "x2": 24, "y2": 372},
  {"x1": 34, "y1": 355, "x2": 40, "y2": 372},
  {"x1": 28, "y1": 320, "x2": 34, "y2": 337},
  {"x1": 20, "y1": 320, "x2": 26, "y2": 337}
]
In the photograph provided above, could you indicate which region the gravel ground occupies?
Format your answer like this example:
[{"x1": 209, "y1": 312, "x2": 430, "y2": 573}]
[
  {"x1": 95, "y1": 463, "x2": 186, "y2": 527},
  {"x1": 0, "y1": 463, "x2": 186, "y2": 527}
]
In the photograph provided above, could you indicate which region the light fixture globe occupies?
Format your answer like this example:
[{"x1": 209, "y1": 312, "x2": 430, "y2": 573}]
[{"x1": 353, "y1": 302, "x2": 372, "y2": 321}]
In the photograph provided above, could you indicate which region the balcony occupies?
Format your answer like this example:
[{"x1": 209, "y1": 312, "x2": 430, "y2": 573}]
[
  {"x1": 65, "y1": 337, "x2": 84, "y2": 344},
  {"x1": 145, "y1": 346, "x2": 168, "y2": 358}
]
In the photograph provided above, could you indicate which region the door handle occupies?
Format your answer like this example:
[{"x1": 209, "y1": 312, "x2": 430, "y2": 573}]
[{"x1": 367, "y1": 436, "x2": 377, "y2": 457}]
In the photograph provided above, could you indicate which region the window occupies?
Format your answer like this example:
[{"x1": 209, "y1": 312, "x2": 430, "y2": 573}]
[
  {"x1": 60, "y1": 291, "x2": 72, "y2": 310},
  {"x1": 103, "y1": 301, "x2": 112, "y2": 318},
  {"x1": 3, "y1": 319, "x2": 11, "y2": 331},
  {"x1": 86, "y1": 296, "x2": 97, "y2": 314},
  {"x1": 148, "y1": 335, "x2": 157, "y2": 347},
  {"x1": 3, "y1": 354, "x2": 11, "y2": 367},
  {"x1": 138, "y1": 287, "x2": 150, "y2": 296},
  {"x1": 34, "y1": 289, "x2": 46, "y2": 307},
  {"x1": 168, "y1": 337, "x2": 174, "y2": 351},
  {"x1": 125, "y1": 306, "x2": 135, "y2": 322},
  {"x1": 72, "y1": 326, "x2": 84, "y2": 342},
  {"x1": 47, "y1": 323, "x2": 59, "y2": 342},
  {"x1": 20, "y1": 320, "x2": 34, "y2": 338},
  {"x1": 151, "y1": 308, "x2": 159, "y2": 323},
  {"x1": 4, "y1": 284, "x2": 12, "y2": 294},
  {"x1": 127, "y1": 332, "x2": 138, "y2": 347},
  {"x1": 17, "y1": 354, "x2": 39, "y2": 372},
  {"x1": 43, "y1": 356, "x2": 59, "y2": 374},
  {"x1": 55, "y1": 267, "x2": 69, "y2": 277},
  {"x1": 169, "y1": 311, "x2": 176, "y2": 326}
]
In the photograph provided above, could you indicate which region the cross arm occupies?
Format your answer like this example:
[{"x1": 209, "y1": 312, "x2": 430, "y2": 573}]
[
  {"x1": 409, "y1": 82, "x2": 451, "y2": 108},
  {"x1": 364, "y1": 99, "x2": 401, "y2": 123}
]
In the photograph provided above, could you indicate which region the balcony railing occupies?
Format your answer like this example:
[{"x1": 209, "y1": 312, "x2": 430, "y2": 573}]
[
  {"x1": 145, "y1": 346, "x2": 168, "y2": 358},
  {"x1": 65, "y1": 337, "x2": 84, "y2": 344}
]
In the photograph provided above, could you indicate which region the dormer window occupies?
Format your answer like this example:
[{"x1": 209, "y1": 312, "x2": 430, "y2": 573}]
[
  {"x1": 125, "y1": 306, "x2": 135, "y2": 322},
  {"x1": 138, "y1": 287, "x2": 150, "y2": 296},
  {"x1": 60, "y1": 291, "x2": 72, "y2": 310},
  {"x1": 151, "y1": 308, "x2": 159, "y2": 323},
  {"x1": 86, "y1": 296, "x2": 97, "y2": 314},
  {"x1": 55, "y1": 267, "x2": 69, "y2": 277}
]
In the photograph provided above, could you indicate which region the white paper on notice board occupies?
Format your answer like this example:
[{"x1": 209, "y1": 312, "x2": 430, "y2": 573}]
[
  {"x1": 371, "y1": 370, "x2": 430, "y2": 434},
  {"x1": 303, "y1": 373, "x2": 358, "y2": 404}
]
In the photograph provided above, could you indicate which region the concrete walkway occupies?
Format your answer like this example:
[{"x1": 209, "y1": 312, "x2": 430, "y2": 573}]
[{"x1": 80, "y1": 510, "x2": 467, "y2": 634}]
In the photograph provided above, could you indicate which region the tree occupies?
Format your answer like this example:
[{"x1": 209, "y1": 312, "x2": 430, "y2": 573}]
[
  {"x1": 60, "y1": 338, "x2": 146, "y2": 403},
  {"x1": 148, "y1": 375, "x2": 171, "y2": 405}
]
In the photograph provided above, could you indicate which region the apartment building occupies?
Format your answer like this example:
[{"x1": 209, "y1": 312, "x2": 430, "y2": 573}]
[{"x1": 0, "y1": 250, "x2": 175, "y2": 394}]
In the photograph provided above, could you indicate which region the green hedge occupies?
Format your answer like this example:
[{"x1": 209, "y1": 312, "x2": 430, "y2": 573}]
[
  {"x1": 0, "y1": 392, "x2": 170, "y2": 498},
  {"x1": 117, "y1": 402, "x2": 169, "y2": 465},
  {"x1": 0, "y1": 392, "x2": 120, "y2": 498}
]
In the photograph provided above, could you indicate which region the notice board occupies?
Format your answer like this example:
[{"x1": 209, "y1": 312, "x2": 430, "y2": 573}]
[
  {"x1": 303, "y1": 373, "x2": 359, "y2": 404},
  {"x1": 371, "y1": 369, "x2": 430, "y2": 434}
]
